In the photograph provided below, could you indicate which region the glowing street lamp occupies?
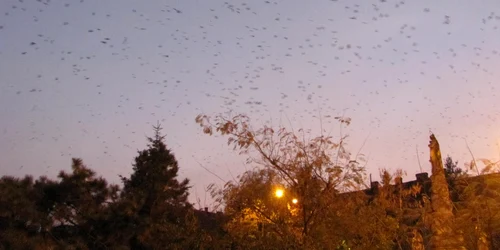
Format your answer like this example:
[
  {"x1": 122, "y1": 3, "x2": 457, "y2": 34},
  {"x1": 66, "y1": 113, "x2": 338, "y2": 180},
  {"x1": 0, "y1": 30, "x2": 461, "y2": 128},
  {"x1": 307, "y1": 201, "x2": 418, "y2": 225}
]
[{"x1": 275, "y1": 189, "x2": 284, "y2": 198}]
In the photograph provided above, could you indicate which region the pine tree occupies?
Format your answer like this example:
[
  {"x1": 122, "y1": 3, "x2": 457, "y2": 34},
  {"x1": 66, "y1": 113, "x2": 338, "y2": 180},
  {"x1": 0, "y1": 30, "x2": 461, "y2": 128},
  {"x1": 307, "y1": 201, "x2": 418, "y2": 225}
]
[
  {"x1": 120, "y1": 123, "x2": 195, "y2": 249},
  {"x1": 444, "y1": 156, "x2": 466, "y2": 180},
  {"x1": 443, "y1": 156, "x2": 467, "y2": 203}
]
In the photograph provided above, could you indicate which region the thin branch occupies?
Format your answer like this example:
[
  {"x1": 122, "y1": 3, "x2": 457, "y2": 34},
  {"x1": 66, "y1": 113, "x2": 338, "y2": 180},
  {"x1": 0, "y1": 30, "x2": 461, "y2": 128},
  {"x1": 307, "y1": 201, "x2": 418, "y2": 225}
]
[
  {"x1": 250, "y1": 204, "x2": 288, "y2": 239},
  {"x1": 334, "y1": 111, "x2": 347, "y2": 167},
  {"x1": 355, "y1": 132, "x2": 371, "y2": 162},
  {"x1": 191, "y1": 155, "x2": 226, "y2": 182},
  {"x1": 464, "y1": 138, "x2": 480, "y2": 176},
  {"x1": 416, "y1": 145, "x2": 423, "y2": 173},
  {"x1": 250, "y1": 136, "x2": 299, "y2": 187},
  {"x1": 226, "y1": 166, "x2": 239, "y2": 184},
  {"x1": 194, "y1": 188, "x2": 202, "y2": 209},
  {"x1": 204, "y1": 185, "x2": 208, "y2": 209},
  {"x1": 283, "y1": 111, "x2": 296, "y2": 135}
]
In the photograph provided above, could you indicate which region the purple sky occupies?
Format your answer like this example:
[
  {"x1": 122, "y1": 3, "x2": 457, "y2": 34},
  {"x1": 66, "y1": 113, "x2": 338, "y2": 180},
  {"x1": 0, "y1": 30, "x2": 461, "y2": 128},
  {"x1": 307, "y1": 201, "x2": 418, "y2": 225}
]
[{"x1": 1, "y1": 0, "x2": 500, "y2": 207}]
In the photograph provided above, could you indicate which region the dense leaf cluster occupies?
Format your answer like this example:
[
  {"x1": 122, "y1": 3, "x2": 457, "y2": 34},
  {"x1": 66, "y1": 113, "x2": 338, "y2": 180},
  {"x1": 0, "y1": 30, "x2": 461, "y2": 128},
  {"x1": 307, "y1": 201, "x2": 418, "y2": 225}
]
[
  {"x1": 0, "y1": 124, "x2": 227, "y2": 250},
  {"x1": 2, "y1": 117, "x2": 500, "y2": 250}
]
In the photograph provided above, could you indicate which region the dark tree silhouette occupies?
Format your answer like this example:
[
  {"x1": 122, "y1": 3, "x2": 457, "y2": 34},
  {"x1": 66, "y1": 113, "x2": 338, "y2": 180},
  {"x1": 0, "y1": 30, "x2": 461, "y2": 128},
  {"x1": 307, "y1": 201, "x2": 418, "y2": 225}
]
[
  {"x1": 119, "y1": 123, "x2": 196, "y2": 249},
  {"x1": 0, "y1": 159, "x2": 119, "y2": 249},
  {"x1": 444, "y1": 156, "x2": 465, "y2": 180},
  {"x1": 443, "y1": 156, "x2": 467, "y2": 203}
]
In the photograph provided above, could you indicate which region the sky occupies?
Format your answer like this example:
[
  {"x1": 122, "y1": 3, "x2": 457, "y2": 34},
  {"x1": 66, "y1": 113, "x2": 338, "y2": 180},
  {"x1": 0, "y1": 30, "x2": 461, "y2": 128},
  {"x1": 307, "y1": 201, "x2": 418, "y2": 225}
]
[{"x1": 1, "y1": 0, "x2": 500, "y2": 208}]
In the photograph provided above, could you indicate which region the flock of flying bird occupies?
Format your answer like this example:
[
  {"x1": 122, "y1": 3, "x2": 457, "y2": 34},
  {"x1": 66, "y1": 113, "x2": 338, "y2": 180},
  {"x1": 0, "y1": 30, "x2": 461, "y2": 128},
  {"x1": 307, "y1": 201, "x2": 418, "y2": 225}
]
[{"x1": 0, "y1": 0, "x2": 499, "y2": 204}]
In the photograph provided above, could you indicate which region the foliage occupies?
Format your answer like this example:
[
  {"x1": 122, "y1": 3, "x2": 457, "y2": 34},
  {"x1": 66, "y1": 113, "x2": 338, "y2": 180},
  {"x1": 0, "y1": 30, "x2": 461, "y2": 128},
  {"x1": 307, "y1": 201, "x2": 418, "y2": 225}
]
[
  {"x1": 196, "y1": 113, "x2": 367, "y2": 248},
  {"x1": 116, "y1": 123, "x2": 198, "y2": 249},
  {"x1": 443, "y1": 156, "x2": 468, "y2": 203},
  {"x1": 0, "y1": 123, "x2": 214, "y2": 250},
  {"x1": 0, "y1": 158, "x2": 119, "y2": 249},
  {"x1": 217, "y1": 168, "x2": 301, "y2": 248},
  {"x1": 325, "y1": 169, "x2": 428, "y2": 250},
  {"x1": 0, "y1": 175, "x2": 47, "y2": 249},
  {"x1": 454, "y1": 169, "x2": 500, "y2": 249},
  {"x1": 444, "y1": 156, "x2": 466, "y2": 179},
  {"x1": 2, "y1": 117, "x2": 500, "y2": 249}
]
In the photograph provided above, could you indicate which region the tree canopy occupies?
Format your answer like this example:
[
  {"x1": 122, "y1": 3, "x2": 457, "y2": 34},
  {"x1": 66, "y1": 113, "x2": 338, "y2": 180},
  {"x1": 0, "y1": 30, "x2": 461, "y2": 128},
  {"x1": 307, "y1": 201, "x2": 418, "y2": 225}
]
[
  {"x1": 2, "y1": 118, "x2": 500, "y2": 249},
  {"x1": 0, "y1": 123, "x2": 214, "y2": 250}
]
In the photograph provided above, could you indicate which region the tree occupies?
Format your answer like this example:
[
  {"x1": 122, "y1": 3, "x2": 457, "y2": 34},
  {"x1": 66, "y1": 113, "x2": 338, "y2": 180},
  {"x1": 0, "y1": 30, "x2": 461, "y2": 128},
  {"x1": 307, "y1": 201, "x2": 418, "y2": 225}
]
[
  {"x1": 454, "y1": 174, "x2": 500, "y2": 250},
  {"x1": 1, "y1": 124, "x2": 225, "y2": 249},
  {"x1": 213, "y1": 168, "x2": 301, "y2": 249},
  {"x1": 47, "y1": 158, "x2": 119, "y2": 249},
  {"x1": 443, "y1": 156, "x2": 467, "y2": 203},
  {"x1": 0, "y1": 175, "x2": 48, "y2": 249},
  {"x1": 428, "y1": 134, "x2": 466, "y2": 249},
  {"x1": 444, "y1": 156, "x2": 465, "y2": 179},
  {"x1": 372, "y1": 169, "x2": 427, "y2": 250},
  {"x1": 454, "y1": 159, "x2": 500, "y2": 249},
  {"x1": 0, "y1": 158, "x2": 119, "y2": 250},
  {"x1": 196, "y1": 113, "x2": 366, "y2": 248},
  {"x1": 118, "y1": 123, "x2": 198, "y2": 249}
]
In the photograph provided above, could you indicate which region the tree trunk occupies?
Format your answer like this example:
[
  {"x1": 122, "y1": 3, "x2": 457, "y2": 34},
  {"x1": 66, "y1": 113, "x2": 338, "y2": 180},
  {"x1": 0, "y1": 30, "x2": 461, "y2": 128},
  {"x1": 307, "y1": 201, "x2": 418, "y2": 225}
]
[{"x1": 428, "y1": 134, "x2": 466, "y2": 250}]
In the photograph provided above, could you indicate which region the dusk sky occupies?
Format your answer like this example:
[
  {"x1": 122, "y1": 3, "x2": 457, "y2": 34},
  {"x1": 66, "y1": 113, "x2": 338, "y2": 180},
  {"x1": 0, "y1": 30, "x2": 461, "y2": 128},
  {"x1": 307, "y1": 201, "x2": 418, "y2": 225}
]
[{"x1": 1, "y1": 0, "x2": 500, "y2": 207}]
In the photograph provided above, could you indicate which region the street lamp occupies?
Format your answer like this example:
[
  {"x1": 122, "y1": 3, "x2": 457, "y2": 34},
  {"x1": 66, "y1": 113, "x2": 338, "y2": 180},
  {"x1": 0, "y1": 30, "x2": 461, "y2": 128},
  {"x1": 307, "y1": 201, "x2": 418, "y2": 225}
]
[{"x1": 275, "y1": 189, "x2": 284, "y2": 198}]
